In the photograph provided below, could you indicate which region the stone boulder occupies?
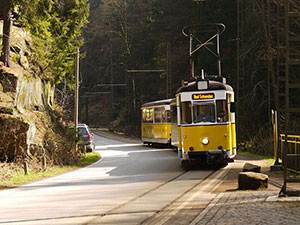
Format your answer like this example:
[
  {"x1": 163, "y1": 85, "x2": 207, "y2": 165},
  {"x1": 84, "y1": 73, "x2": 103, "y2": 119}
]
[
  {"x1": 238, "y1": 172, "x2": 268, "y2": 190},
  {"x1": 243, "y1": 163, "x2": 261, "y2": 173}
]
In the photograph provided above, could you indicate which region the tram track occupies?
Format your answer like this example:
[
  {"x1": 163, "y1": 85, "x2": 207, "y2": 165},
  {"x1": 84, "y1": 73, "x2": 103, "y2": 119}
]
[
  {"x1": 83, "y1": 131, "x2": 231, "y2": 224},
  {"x1": 83, "y1": 164, "x2": 228, "y2": 225},
  {"x1": 140, "y1": 169, "x2": 216, "y2": 225},
  {"x1": 142, "y1": 163, "x2": 233, "y2": 225},
  {"x1": 92, "y1": 129, "x2": 141, "y2": 144},
  {"x1": 84, "y1": 168, "x2": 193, "y2": 224}
]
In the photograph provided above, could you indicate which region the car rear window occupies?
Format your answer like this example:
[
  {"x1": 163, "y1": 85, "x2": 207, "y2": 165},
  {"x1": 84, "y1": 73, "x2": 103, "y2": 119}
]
[{"x1": 78, "y1": 127, "x2": 88, "y2": 136}]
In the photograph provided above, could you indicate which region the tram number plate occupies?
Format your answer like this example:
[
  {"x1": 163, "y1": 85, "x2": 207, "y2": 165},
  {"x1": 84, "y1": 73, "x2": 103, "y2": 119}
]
[{"x1": 192, "y1": 93, "x2": 214, "y2": 100}]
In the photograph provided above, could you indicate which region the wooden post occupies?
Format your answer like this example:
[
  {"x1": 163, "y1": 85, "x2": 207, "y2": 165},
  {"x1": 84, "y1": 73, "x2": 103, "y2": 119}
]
[
  {"x1": 42, "y1": 155, "x2": 47, "y2": 170},
  {"x1": 272, "y1": 110, "x2": 278, "y2": 162},
  {"x1": 24, "y1": 161, "x2": 28, "y2": 175}
]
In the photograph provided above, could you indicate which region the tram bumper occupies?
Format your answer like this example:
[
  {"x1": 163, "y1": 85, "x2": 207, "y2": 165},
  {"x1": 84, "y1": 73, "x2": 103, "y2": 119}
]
[
  {"x1": 206, "y1": 149, "x2": 231, "y2": 164},
  {"x1": 181, "y1": 149, "x2": 233, "y2": 164}
]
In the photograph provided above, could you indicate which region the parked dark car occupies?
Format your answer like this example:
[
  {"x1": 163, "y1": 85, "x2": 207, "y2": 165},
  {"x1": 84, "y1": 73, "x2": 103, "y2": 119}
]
[{"x1": 77, "y1": 123, "x2": 95, "y2": 152}]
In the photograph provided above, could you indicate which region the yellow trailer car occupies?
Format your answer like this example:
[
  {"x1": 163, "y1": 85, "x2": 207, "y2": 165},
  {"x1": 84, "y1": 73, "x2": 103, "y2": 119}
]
[{"x1": 141, "y1": 99, "x2": 173, "y2": 145}]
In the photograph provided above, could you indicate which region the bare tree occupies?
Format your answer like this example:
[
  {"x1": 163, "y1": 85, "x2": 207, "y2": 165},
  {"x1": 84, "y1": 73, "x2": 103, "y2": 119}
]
[{"x1": 0, "y1": 0, "x2": 12, "y2": 67}]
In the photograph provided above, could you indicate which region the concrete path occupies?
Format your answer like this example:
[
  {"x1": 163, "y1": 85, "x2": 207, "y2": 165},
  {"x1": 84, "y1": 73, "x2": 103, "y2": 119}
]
[{"x1": 144, "y1": 154, "x2": 300, "y2": 225}]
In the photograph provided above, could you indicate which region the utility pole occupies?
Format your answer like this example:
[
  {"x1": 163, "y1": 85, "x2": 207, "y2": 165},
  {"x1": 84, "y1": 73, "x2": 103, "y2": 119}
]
[
  {"x1": 236, "y1": 0, "x2": 240, "y2": 145},
  {"x1": 110, "y1": 41, "x2": 114, "y2": 119},
  {"x1": 85, "y1": 95, "x2": 88, "y2": 124},
  {"x1": 74, "y1": 48, "x2": 80, "y2": 149},
  {"x1": 167, "y1": 42, "x2": 171, "y2": 98}
]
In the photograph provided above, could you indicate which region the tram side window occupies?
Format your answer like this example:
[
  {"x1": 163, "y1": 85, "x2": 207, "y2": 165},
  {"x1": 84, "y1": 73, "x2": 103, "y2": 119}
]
[
  {"x1": 181, "y1": 101, "x2": 192, "y2": 124},
  {"x1": 162, "y1": 110, "x2": 171, "y2": 123},
  {"x1": 216, "y1": 100, "x2": 228, "y2": 122},
  {"x1": 154, "y1": 107, "x2": 164, "y2": 123},
  {"x1": 142, "y1": 108, "x2": 153, "y2": 123}
]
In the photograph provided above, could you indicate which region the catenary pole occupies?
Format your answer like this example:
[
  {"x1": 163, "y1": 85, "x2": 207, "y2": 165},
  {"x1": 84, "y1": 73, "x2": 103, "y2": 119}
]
[{"x1": 74, "y1": 48, "x2": 80, "y2": 149}]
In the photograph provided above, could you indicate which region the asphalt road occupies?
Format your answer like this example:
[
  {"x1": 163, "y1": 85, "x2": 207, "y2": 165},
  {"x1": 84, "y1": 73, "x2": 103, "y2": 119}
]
[{"x1": 0, "y1": 134, "x2": 216, "y2": 225}]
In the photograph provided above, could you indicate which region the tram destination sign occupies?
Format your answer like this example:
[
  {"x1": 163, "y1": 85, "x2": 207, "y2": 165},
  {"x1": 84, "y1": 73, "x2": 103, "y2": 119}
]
[{"x1": 192, "y1": 93, "x2": 214, "y2": 100}]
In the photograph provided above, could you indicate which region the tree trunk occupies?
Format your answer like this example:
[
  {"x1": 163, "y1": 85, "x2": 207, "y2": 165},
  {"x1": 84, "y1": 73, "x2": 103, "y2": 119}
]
[{"x1": 1, "y1": 1, "x2": 11, "y2": 67}]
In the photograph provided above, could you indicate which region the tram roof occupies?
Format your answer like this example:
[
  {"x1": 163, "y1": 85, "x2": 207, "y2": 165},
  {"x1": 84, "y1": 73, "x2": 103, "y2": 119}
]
[
  {"x1": 141, "y1": 98, "x2": 174, "y2": 108},
  {"x1": 177, "y1": 79, "x2": 233, "y2": 93}
]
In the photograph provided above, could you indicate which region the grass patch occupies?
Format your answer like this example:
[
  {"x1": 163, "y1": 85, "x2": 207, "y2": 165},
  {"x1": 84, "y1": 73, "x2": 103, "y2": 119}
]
[
  {"x1": 1, "y1": 166, "x2": 73, "y2": 189},
  {"x1": 75, "y1": 152, "x2": 101, "y2": 167},
  {"x1": 0, "y1": 152, "x2": 101, "y2": 190},
  {"x1": 238, "y1": 151, "x2": 276, "y2": 166}
]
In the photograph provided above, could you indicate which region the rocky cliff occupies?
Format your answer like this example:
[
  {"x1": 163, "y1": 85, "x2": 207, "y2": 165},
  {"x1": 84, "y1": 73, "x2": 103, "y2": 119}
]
[
  {"x1": 0, "y1": 62, "x2": 54, "y2": 160},
  {"x1": 0, "y1": 22, "x2": 77, "y2": 165}
]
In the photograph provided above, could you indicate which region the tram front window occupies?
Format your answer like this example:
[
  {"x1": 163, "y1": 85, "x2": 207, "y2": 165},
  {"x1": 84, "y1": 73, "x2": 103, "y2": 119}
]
[
  {"x1": 181, "y1": 102, "x2": 192, "y2": 124},
  {"x1": 193, "y1": 103, "x2": 215, "y2": 123}
]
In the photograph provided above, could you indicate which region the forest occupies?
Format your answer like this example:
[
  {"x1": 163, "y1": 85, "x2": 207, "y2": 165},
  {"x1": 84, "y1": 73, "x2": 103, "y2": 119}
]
[
  {"x1": 1, "y1": 0, "x2": 300, "y2": 157},
  {"x1": 80, "y1": 0, "x2": 300, "y2": 156},
  {"x1": 80, "y1": 0, "x2": 238, "y2": 132}
]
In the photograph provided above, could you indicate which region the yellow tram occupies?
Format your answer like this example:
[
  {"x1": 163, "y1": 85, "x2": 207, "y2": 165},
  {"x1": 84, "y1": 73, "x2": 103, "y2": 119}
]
[
  {"x1": 175, "y1": 77, "x2": 236, "y2": 166},
  {"x1": 141, "y1": 23, "x2": 236, "y2": 166},
  {"x1": 141, "y1": 99, "x2": 172, "y2": 145},
  {"x1": 140, "y1": 77, "x2": 236, "y2": 165}
]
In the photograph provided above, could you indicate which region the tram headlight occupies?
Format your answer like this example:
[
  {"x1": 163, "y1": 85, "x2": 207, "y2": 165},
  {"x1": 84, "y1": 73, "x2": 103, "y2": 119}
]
[{"x1": 202, "y1": 137, "x2": 209, "y2": 145}]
